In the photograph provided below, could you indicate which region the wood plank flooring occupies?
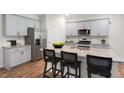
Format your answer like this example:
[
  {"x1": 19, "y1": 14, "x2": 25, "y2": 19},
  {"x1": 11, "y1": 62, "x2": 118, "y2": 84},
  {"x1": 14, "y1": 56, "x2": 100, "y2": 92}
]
[
  {"x1": 117, "y1": 63, "x2": 124, "y2": 78},
  {"x1": 0, "y1": 60, "x2": 45, "y2": 78},
  {"x1": 0, "y1": 59, "x2": 124, "y2": 78}
]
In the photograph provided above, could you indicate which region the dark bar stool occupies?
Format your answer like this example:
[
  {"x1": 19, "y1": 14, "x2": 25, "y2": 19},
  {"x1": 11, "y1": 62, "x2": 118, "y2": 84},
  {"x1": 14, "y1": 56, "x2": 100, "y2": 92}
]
[
  {"x1": 43, "y1": 48, "x2": 61, "y2": 78},
  {"x1": 61, "y1": 51, "x2": 81, "y2": 78},
  {"x1": 87, "y1": 55, "x2": 112, "y2": 78}
]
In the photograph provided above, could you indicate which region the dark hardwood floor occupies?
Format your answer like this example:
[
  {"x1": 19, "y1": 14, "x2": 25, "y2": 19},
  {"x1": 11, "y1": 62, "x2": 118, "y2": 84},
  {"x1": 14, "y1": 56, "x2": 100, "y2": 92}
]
[
  {"x1": 0, "y1": 60, "x2": 45, "y2": 78},
  {"x1": 0, "y1": 59, "x2": 124, "y2": 78}
]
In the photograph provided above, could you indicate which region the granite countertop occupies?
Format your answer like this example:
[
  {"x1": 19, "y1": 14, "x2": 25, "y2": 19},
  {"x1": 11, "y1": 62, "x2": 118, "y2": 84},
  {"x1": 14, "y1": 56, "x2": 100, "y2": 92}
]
[
  {"x1": 40, "y1": 45, "x2": 124, "y2": 63},
  {"x1": 3, "y1": 45, "x2": 31, "y2": 49}
]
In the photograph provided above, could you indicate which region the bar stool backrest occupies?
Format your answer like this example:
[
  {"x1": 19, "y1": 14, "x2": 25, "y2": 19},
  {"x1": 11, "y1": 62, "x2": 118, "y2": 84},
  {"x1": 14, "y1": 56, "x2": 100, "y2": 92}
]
[
  {"x1": 61, "y1": 51, "x2": 78, "y2": 64},
  {"x1": 87, "y1": 55, "x2": 112, "y2": 71},
  {"x1": 43, "y1": 48, "x2": 55, "y2": 62}
]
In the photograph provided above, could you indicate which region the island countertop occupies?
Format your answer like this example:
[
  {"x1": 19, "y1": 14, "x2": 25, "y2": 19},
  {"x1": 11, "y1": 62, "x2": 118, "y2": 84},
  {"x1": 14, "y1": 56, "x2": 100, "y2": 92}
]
[{"x1": 40, "y1": 45, "x2": 124, "y2": 63}]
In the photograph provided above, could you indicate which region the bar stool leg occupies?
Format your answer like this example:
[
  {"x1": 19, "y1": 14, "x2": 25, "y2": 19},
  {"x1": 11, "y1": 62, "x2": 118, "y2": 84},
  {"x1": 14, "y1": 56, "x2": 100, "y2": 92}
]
[
  {"x1": 52, "y1": 62, "x2": 54, "y2": 74},
  {"x1": 53, "y1": 63, "x2": 57, "y2": 78},
  {"x1": 60, "y1": 63, "x2": 64, "y2": 78},
  {"x1": 75, "y1": 68, "x2": 77, "y2": 78},
  {"x1": 79, "y1": 64, "x2": 81, "y2": 78},
  {"x1": 88, "y1": 72, "x2": 91, "y2": 78},
  {"x1": 43, "y1": 62, "x2": 47, "y2": 78},
  {"x1": 67, "y1": 66, "x2": 69, "y2": 78}
]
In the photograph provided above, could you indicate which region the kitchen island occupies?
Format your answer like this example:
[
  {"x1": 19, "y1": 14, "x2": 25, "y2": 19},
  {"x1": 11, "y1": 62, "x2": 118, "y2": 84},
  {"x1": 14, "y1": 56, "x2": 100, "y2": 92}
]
[{"x1": 40, "y1": 46, "x2": 124, "y2": 78}]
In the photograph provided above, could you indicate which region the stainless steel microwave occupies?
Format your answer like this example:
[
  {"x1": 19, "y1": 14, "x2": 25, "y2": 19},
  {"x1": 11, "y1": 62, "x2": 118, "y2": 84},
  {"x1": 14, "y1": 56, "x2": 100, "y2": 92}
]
[{"x1": 78, "y1": 29, "x2": 90, "y2": 35}]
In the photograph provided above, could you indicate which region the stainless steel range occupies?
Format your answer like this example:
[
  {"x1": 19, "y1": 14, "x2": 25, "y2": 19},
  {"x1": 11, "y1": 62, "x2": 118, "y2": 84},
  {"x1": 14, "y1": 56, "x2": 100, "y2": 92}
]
[{"x1": 77, "y1": 39, "x2": 91, "y2": 48}]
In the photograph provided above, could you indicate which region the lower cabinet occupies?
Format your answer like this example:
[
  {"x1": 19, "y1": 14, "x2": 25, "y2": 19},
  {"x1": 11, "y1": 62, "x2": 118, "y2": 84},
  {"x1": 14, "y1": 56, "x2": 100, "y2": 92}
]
[{"x1": 3, "y1": 46, "x2": 31, "y2": 70}]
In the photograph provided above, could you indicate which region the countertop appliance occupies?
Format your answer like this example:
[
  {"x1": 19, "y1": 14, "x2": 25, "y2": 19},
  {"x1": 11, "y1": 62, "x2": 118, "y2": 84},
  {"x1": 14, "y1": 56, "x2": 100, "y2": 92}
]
[
  {"x1": 7, "y1": 40, "x2": 16, "y2": 46},
  {"x1": 78, "y1": 29, "x2": 90, "y2": 36},
  {"x1": 77, "y1": 39, "x2": 91, "y2": 48}
]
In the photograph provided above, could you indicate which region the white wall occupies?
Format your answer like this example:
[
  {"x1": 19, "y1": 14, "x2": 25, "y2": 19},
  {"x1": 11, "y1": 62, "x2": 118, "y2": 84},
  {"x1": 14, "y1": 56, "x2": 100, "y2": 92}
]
[
  {"x1": 45, "y1": 14, "x2": 66, "y2": 47},
  {"x1": 0, "y1": 14, "x2": 40, "y2": 68},
  {"x1": 66, "y1": 14, "x2": 124, "y2": 59},
  {"x1": 0, "y1": 15, "x2": 4, "y2": 67}
]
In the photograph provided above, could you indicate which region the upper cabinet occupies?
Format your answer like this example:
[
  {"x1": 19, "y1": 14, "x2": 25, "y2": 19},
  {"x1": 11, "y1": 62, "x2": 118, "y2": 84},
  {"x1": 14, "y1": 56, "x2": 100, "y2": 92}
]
[
  {"x1": 27, "y1": 19, "x2": 40, "y2": 29},
  {"x1": 34, "y1": 20, "x2": 40, "y2": 29},
  {"x1": 16, "y1": 16, "x2": 28, "y2": 36},
  {"x1": 4, "y1": 15, "x2": 17, "y2": 36},
  {"x1": 27, "y1": 19, "x2": 35, "y2": 28},
  {"x1": 66, "y1": 22, "x2": 78, "y2": 36},
  {"x1": 98, "y1": 19, "x2": 109, "y2": 36},
  {"x1": 77, "y1": 21, "x2": 91, "y2": 30},
  {"x1": 66, "y1": 19, "x2": 109, "y2": 37},
  {"x1": 4, "y1": 14, "x2": 40, "y2": 36},
  {"x1": 90, "y1": 19, "x2": 109, "y2": 36}
]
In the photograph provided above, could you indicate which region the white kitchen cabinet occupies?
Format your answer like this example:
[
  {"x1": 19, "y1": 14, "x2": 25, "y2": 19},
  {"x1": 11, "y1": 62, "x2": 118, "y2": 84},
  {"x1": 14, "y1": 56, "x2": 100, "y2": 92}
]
[
  {"x1": 4, "y1": 15, "x2": 17, "y2": 36},
  {"x1": 66, "y1": 23, "x2": 72, "y2": 36},
  {"x1": 66, "y1": 22, "x2": 78, "y2": 36},
  {"x1": 77, "y1": 21, "x2": 91, "y2": 30},
  {"x1": 9, "y1": 48, "x2": 21, "y2": 67},
  {"x1": 66, "y1": 19, "x2": 109, "y2": 37},
  {"x1": 16, "y1": 16, "x2": 27, "y2": 36},
  {"x1": 4, "y1": 14, "x2": 41, "y2": 36},
  {"x1": 90, "y1": 21, "x2": 99, "y2": 36},
  {"x1": 27, "y1": 19, "x2": 35, "y2": 28},
  {"x1": 27, "y1": 19, "x2": 40, "y2": 29},
  {"x1": 3, "y1": 46, "x2": 31, "y2": 70},
  {"x1": 34, "y1": 20, "x2": 40, "y2": 29},
  {"x1": 25, "y1": 46, "x2": 31, "y2": 62},
  {"x1": 4, "y1": 14, "x2": 28, "y2": 36},
  {"x1": 98, "y1": 19, "x2": 109, "y2": 36},
  {"x1": 20, "y1": 46, "x2": 31, "y2": 63},
  {"x1": 77, "y1": 22, "x2": 85, "y2": 29},
  {"x1": 91, "y1": 19, "x2": 109, "y2": 36}
]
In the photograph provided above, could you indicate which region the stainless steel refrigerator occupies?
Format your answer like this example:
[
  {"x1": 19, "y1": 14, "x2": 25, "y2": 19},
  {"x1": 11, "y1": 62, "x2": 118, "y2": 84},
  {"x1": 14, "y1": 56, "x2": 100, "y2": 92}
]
[{"x1": 25, "y1": 27, "x2": 42, "y2": 61}]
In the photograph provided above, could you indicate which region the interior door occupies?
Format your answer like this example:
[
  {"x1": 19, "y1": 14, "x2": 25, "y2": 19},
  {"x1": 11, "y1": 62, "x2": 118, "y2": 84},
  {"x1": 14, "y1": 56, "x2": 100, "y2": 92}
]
[{"x1": 47, "y1": 25, "x2": 60, "y2": 47}]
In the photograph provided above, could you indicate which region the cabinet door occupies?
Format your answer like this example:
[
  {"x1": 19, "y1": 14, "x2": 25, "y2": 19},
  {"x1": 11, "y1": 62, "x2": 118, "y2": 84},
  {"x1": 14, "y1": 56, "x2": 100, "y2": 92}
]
[
  {"x1": 34, "y1": 20, "x2": 40, "y2": 29},
  {"x1": 27, "y1": 19, "x2": 35, "y2": 28},
  {"x1": 71, "y1": 23, "x2": 78, "y2": 36},
  {"x1": 77, "y1": 22, "x2": 85, "y2": 30},
  {"x1": 4, "y1": 15, "x2": 17, "y2": 36},
  {"x1": 25, "y1": 46, "x2": 31, "y2": 62},
  {"x1": 66, "y1": 23, "x2": 72, "y2": 36},
  {"x1": 10, "y1": 48, "x2": 20, "y2": 67},
  {"x1": 84, "y1": 21, "x2": 91, "y2": 29},
  {"x1": 90, "y1": 21, "x2": 99, "y2": 36},
  {"x1": 66, "y1": 23, "x2": 78, "y2": 36},
  {"x1": 98, "y1": 19, "x2": 109, "y2": 36},
  {"x1": 16, "y1": 16, "x2": 27, "y2": 36},
  {"x1": 19, "y1": 47, "x2": 27, "y2": 63}
]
